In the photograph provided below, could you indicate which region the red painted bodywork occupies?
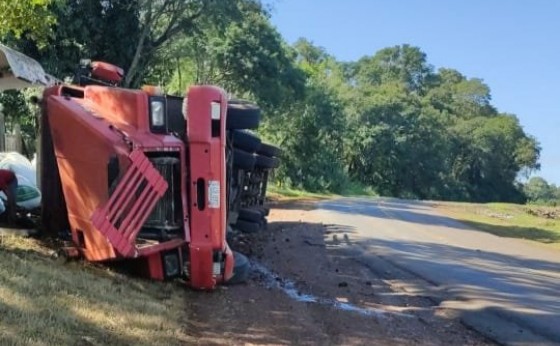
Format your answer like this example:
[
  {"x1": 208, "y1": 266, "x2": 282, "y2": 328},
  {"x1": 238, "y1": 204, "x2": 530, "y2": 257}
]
[
  {"x1": 186, "y1": 86, "x2": 234, "y2": 288},
  {"x1": 91, "y1": 61, "x2": 124, "y2": 84},
  {"x1": 91, "y1": 149, "x2": 169, "y2": 257},
  {"x1": 42, "y1": 83, "x2": 233, "y2": 289}
]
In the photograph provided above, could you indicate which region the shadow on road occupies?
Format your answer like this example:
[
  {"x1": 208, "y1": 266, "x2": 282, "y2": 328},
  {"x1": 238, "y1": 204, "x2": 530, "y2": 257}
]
[{"x1": 350, "y1": 235, "x2": 560, "y2": 344}]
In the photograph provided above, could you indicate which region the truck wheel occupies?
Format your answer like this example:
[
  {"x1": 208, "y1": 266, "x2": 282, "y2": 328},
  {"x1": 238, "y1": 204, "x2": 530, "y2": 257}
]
[
  {"x1": 255, "y1": 154, "x2": 280, "y2": 169},
  {"x1": 233, "y1": 148, "x2": 256, "y2": 170},
  {"x1": 255, "y1": 206, "x2": 270, "y2": 216},
  {"x1": 257, "y1": 142, "x2": 281, "y2": 157},
  {"x1": 238, "y1": 208, "x2": 263, "y2": 223},
  {"x1": 227, "y1": 100, "x2": 260, "y2": 130},
  {"x1": 235, "y1": 219, "x2": 261, "y2": 233},
  {"x1": 232, "y1": 130, "x2": 261, "y2": 153},
  {"x1": 227, "y1": 251, "x2": 250, "y2": 284}
]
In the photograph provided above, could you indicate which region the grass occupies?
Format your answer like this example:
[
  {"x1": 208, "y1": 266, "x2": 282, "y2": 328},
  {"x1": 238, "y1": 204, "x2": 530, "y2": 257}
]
[
  {"x1": 266, "y1": 185, "x2": 333, "y2": 200},
  {"x1": 0, "y1": 234, "x2": 193, "y2": 345},
  {"x1": 266, "y1": 183, "x2": 376, "y2": 201},
  {"x1": 0, "y1": 182, "x2": 372, "y2": 344},
  {"x1": 435, "y1": 201, "x2": 560, "y2": 246},
  {"x1": 339, "y1": 181, "x2": 378, "y2": 197}
]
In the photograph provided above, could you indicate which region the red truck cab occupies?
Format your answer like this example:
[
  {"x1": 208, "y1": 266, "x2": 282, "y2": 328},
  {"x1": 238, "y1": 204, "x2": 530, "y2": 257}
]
[{"x1": 40, "y1": 73, "x2": 233, "y2": 289}]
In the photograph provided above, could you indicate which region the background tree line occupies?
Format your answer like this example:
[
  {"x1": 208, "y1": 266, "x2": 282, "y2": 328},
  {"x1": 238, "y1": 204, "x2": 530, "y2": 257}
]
[
  {"x1": 523, "y1": 177, "x2": 560, "y2": 206},
  {"x1": 0, "y1": 0, "x2": 545, "y2": 203}
]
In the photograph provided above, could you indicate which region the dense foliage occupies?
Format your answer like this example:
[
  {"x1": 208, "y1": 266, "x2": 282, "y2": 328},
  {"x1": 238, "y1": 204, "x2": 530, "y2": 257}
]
[
  {"x1": 0, "y1": 0, "x2": 55, "y2": 46},
  {"x1": 0, "y1": 0, "x2": 543, "y2": 202},
  {"x1": 523, "y1": 177, "x2": 560, "y2": 205}
]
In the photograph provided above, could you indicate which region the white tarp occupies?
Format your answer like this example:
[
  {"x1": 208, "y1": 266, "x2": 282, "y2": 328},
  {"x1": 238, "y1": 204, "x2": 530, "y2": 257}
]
[
  {"x1": 0, "y1": 152, "x2": 41, "y2": 210},
  {"x1": 0, "y1": 43, "x2": 57, "y2": 91}
]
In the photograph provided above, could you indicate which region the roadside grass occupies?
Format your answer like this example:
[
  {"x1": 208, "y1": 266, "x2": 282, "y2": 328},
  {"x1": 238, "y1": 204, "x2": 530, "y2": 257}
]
[
  {"x1": 435, "y1": 202, "x2": 560, "y2": 247},
  {"x1": 267, "y1": 183, "x2": 376, "y2": 201},
  {"x1": 266, "y1": 185, "x2": 333, "y2": 201},
  {"x1": 0, "y1": 234, "x2": 192, "y2": 346},
  {"x1": 340, "y1": 181, "x2": 378, "y2": 197}
]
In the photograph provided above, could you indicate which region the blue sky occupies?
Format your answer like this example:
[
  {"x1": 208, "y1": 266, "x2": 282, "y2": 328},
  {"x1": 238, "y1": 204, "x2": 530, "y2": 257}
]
[{"x1": 269, "y1": 0, "x2": 560, "y2": 185}]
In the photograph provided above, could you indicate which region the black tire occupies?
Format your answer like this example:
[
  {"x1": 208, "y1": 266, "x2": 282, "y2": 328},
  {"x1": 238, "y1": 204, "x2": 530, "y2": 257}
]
[
  {"x1": 235, "y1": 219, "x2": 261, "y2": 233},
  {"x1": 265, "y1": 208, "x2": 270, "y2": 216},
  {"x1": 255, "y1": 206, "x2": 270, "y2": 216},
  {"x1": 255, "y1": 154, "x2": 280, "y2": 169},
  {"x1": 227, "y1": 100, "x2": 261, "y2": 130},
  {"x1": 257, "y1": 142, "x2": 281, "y2": 157},
  {"x1": 227, "y1": 251, "x2": 250, "y2": 284},
  {"x1": 232, "y1": 130, "x2": 261, "y2": 153},
  {"x1": 233, "y1": 148, "x2": 256, "y2": 170},
  {"x1": 238, "y1": 208, "x2": 263, "y2": 223},
  {"x1": 249, "y1": 206, "x2": 266, "y2": 216}
]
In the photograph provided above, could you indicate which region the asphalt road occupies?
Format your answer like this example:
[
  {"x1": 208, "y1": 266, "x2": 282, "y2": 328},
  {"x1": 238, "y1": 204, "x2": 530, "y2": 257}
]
[{"x1": 314, "y1": 197, "x2": 560, "y2": 346}]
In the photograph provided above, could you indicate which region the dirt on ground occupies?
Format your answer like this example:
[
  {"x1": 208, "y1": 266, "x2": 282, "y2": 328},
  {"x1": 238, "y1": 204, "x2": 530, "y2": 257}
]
[{"x1": 181, "y1": 201, "x2": 496, "y2": 345}]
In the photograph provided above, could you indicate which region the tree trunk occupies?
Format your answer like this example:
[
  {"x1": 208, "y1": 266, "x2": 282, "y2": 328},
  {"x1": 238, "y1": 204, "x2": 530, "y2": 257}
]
[{"x1": 124, "y1": 2, "x2": 153, "y2": 87}]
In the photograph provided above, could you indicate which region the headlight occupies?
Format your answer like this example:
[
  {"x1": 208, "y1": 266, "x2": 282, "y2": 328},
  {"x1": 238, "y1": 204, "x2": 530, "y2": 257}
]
[{"x1": 151, "y1": 100, "x2": 165, "y2": 127}]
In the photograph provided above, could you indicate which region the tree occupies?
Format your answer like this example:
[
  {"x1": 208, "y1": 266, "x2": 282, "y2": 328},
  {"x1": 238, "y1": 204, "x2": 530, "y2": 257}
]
[
  {"x1": 343, "y1": 46, "x2": 447, "y2": 198},
  {"x1": 341, "y1": 45, "x2": 540, "y2": 201},
  {"x1": 123, "y1": 0, "x2": 254, "y2": 87},
  {"x1": 166, "y1": 0, "x2": 305, "y2": 107},
  {"x1": 264, "y1": 83, "x2": 348, "y2": 192},
  {"x1": 424, "y1": 68, "x2": 495, "y2": 119},
  {"x1": 2, "y1": 4, "x2": 542, "y2": 202},
  {"x1": 449, "y1": 115, "x2": 539, "y2": 202},
  {"x1": 16, "y1": 0, "x2": 245, "y2": 87},
  {"x1": 524, "y1": 177, "x2": 555, "y2": 203},
  {"x1": 15, "y1": 0, "x2": 141, "y2": 81},
  {"x1": 353, "y1": 45, "x2": 434, "y2": 93},
  {"x1": 260, "y1": 39, "x2": 348, "y2": 192},
  {"x1": 0, "y1": 0, "x2": 55, "y2": 46},
  {"x1": 0, "y1": 89, "x2": 39, "y2": 156}
]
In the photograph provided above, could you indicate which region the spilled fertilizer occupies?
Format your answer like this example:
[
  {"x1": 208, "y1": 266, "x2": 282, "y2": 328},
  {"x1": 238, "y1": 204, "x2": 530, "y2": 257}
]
[{"x1": 250, "y1": 261, "x2": 413, "y2": 318}]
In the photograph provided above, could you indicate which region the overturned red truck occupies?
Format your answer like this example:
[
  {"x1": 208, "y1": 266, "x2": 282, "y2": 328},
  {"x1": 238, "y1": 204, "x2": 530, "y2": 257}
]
[{"x1": 0, "y1": 44, "x2": 280, "y2": 289}]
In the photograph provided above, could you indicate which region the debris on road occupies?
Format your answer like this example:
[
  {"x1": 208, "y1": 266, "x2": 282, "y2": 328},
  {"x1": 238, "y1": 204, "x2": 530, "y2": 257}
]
[{"x1": 180, "y1": 201, "x2": 495, "y2": 345}]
